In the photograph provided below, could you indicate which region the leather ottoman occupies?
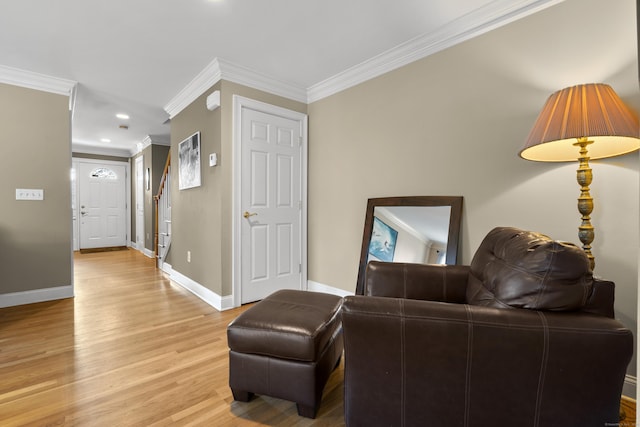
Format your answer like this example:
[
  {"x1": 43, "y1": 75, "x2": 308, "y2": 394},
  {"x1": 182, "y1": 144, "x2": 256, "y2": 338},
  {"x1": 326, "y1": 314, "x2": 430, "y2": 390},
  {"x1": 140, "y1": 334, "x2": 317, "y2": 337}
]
[{"x1": 227, "y1": 289, "x2": 344, "y2": 418}]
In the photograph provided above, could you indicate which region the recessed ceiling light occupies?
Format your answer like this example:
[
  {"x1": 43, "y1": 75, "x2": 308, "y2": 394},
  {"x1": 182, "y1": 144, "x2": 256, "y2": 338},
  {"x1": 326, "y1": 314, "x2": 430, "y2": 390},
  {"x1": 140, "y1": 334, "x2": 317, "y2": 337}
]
[
  {"x1": 100, "y1": 138, "x2": 111, "y2": 143},
  {"x1": 116, "y1": 113, "x2": 130, "y2": 120}
]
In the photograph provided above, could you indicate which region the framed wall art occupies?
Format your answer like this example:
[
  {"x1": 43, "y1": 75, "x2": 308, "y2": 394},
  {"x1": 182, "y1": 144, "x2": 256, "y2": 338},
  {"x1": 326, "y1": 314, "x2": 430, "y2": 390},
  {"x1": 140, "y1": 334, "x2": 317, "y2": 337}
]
[
  {"x1": 368, "y1": 216, "x2": 398, "y2": 262},
  {"x1": 178, "y1": 131, "x2": 201, "y2": 190}
]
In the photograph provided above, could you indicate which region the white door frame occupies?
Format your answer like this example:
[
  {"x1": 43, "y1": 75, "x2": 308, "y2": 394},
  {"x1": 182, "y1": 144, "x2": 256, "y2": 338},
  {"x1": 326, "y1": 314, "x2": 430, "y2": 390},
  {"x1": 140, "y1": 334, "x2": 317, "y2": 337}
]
[
  {"x1": 72, "y1": 158, "x2": 79, "y2": 251},
  {"x1": 135, "y1": 155, "x2": 145, "y2": 253},
  {"x1": 73, "y1": 157, "x2": 131, "y2": 250},
  {"x1": 232, "y1": 95, "x2": 308, "y2": 308}
]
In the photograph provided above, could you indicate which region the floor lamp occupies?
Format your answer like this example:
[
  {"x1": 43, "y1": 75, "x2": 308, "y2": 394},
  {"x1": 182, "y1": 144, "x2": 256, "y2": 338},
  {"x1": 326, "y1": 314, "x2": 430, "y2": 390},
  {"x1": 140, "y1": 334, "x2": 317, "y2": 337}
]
[{"x1": 520, "y1": 83, "x2": 639, "y2": 271}]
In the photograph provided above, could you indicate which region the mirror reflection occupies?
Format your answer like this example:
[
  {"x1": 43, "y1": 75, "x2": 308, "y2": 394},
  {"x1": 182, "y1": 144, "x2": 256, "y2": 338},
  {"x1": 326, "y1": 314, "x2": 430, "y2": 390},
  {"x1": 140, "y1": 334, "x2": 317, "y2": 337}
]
[
  {"x1": 356, "y1": 196, "x2": 463, "y2": 295},
  {"x1": 370, "y1": 205, "x2": 451, "y2": 265}
]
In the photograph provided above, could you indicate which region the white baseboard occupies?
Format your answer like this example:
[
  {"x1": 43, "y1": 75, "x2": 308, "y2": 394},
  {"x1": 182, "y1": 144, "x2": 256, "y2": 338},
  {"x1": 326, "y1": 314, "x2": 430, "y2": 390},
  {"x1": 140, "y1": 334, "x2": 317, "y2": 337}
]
[
  {"x1": 307, "y1": 280, "x2": 354, "y2": 297},
  {"x1": 160, "y1": 272, "x2": 351, "y2": 312},
  {"x1": 162, "y1": 264, "x2": 234, "y2": 311},
  {"x1": 623, "y1": 375, "x2": 636, "y2": 400},
  {"x1": 0, "y1": 285, "x2": 74, "y2": 308},
  {"x1": 129, "y1": 241, "x2": 154, "y2": 258},
  {"x1": 160, "y1": 261, "x2": 172, "y2": 275}
]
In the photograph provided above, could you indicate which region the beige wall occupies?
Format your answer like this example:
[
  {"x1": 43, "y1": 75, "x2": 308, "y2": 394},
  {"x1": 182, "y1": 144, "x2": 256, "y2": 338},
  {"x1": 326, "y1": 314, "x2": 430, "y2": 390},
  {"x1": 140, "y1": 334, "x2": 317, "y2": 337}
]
[
  {"x1": 168, "y1": 80, "x2": 306, "y2": 297},
  {"x1": 0, "y1": 83, "x2": 72, "y2": 294},
  {"x1": 168, "y1": 81, "x2": 224, "y2": 294},
  {"x1": 308, "y1": 0, "x2": 638, "y2": 373}
]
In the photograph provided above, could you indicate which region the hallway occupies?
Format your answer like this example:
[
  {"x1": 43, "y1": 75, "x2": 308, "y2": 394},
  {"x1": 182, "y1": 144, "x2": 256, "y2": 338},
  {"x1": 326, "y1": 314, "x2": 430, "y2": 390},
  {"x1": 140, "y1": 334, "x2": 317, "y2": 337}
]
[{"x1": 0, "y1": 249, "x2": 345, "y2": 426}]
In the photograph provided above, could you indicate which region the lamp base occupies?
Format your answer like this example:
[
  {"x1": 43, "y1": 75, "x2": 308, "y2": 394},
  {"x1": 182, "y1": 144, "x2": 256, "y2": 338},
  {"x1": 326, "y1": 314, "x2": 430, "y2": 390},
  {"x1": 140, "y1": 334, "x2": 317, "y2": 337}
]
[{"x1": 574, "y1": 137, "x2": 595, "y2": 271}]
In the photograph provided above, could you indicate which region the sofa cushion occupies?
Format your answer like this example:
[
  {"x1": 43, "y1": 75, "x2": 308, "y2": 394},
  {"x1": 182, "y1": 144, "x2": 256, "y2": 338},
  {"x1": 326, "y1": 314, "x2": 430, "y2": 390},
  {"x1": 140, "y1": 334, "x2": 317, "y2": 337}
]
[{"x1": 466, "y1": 227, "x2": 593, "y2": 311}]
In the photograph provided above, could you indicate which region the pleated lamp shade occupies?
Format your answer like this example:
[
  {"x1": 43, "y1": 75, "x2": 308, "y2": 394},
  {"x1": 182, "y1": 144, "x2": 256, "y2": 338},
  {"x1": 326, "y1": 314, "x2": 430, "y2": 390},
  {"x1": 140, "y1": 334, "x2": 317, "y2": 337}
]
[{"x1": 520, "y1": 83, "x2": 639, "y2": 161}]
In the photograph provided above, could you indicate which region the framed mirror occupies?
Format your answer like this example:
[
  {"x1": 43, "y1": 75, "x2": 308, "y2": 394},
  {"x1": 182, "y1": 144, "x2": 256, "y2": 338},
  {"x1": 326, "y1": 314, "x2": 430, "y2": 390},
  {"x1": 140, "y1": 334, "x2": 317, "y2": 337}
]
[{"x1": 356, "y1": 196, "x2": 463, "y2": 295}]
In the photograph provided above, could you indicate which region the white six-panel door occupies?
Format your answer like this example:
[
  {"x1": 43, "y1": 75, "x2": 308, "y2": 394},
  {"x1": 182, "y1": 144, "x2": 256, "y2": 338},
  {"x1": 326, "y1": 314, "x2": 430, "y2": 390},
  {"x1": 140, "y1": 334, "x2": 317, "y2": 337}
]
[{"x1": 240, "y1": 106, "x2": 304, "y2": 304}]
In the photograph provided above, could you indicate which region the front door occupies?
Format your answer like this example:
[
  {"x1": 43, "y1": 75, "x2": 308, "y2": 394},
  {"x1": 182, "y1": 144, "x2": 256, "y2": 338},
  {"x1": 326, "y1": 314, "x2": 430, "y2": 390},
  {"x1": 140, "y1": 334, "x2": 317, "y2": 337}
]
[
  {"x1": 239, "y1": 104, "x2": 305, "y2": 304},
  {"x1": 79, "y1": 162, "x2": 127, "y2": 249}
]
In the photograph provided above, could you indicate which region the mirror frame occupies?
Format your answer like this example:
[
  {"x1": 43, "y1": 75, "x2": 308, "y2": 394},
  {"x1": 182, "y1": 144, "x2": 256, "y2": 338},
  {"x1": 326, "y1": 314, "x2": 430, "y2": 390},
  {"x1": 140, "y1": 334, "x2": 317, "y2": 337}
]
[{"x1": 356, "y1": 196, "x2": 463, "y2": 295}]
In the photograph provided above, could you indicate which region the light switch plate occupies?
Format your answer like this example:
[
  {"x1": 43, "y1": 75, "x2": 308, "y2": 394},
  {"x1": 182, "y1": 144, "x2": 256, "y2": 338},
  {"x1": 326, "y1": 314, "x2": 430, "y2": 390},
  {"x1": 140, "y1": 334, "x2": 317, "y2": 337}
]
[{"x1": 16, "y1": 189, "x2": 44, "y2": 200}]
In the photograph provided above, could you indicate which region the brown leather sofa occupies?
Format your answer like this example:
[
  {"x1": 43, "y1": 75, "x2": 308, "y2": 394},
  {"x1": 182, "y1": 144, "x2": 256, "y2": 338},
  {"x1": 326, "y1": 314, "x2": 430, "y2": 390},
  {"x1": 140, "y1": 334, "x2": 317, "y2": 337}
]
[{"x1": 342, "y1": 227, "x2": 633, "y2": 427}]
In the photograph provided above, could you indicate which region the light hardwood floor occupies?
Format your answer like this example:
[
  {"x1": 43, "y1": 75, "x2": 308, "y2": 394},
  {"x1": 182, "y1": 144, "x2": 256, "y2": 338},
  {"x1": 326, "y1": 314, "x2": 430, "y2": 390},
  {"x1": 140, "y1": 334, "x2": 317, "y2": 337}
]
[
  {"x1": 621, "y1": 396, "x2": 636, "y2": 425},
  {"x1": 0, "y1": 249, "x2": 345, "y2": 426},
  {"x1": 2, "y1": 249, "x2": 634, "y2": 426}
]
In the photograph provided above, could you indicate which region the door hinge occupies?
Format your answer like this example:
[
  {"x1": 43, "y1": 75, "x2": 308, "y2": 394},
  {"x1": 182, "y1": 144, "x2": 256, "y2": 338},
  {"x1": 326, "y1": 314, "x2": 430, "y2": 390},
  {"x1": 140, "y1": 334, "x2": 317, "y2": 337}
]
[
  {"x1": 298, "y1": 200, "x2": 302, "y2": 210},
  {"x1": 298, "y1": 136, "x2": 303, "y2": 147},
  {"x1": 299, "y1": 264, "x2": 302, "y2": 273}
]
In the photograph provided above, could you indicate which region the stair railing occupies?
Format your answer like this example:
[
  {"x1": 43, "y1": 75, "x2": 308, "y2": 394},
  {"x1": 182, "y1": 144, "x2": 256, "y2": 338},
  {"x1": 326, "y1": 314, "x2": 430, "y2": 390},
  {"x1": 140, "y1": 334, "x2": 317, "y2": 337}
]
[{"x1": 154, "y1": 153, "x2": 171, "y2": 269}]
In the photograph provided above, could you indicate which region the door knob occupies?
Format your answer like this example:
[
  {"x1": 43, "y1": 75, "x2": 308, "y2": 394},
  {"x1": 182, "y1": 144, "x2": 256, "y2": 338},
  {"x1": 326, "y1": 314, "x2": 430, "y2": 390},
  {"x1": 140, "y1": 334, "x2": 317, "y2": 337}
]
[{"x1": 243, "y1": 211, "x2": 258, "y2": 219}]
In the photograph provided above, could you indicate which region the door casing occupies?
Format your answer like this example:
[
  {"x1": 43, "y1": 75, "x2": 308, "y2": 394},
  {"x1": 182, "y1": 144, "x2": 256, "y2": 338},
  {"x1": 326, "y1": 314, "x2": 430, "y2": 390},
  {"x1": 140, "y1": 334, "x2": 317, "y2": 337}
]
[
  {"x1": 232, "y1": 96, "x2": 308, "y2": 308},
  {"x1": 73, "y1": 158, "x2": 131, "y2": 251},
  {"x1": 135, "y1": 155, "x2": 145, "y2": 253}
]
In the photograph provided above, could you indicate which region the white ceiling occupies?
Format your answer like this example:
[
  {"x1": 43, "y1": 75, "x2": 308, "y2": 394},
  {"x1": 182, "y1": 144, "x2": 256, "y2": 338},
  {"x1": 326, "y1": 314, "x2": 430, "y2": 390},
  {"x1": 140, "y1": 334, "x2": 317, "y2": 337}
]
[
  {"x1": 377, "y1": 206, "x2": 452, "y2": 245},
  {"x1": 0, "y1": 0, "x2": 562, "y2": 156}
]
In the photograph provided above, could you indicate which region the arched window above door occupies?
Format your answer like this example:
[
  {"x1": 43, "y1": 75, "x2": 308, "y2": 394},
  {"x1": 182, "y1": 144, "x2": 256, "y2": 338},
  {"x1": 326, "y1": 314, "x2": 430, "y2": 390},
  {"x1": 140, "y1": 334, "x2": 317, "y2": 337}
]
[{"x1": 90, "y1": 167, "x2": 117, "y2": 180}]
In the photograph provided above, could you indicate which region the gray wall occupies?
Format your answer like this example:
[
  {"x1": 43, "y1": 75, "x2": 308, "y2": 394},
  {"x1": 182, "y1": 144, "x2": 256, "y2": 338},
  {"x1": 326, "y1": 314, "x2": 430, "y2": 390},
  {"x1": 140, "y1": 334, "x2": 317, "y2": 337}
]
[
  {"x1": 308, "y1": 0, "x2": 639, "y2": 375},
  {"x1": 131, "y1": 144, "x2": 170, "y2": 251},
  {"x1": 0, "y1": 83, "x2": 72, "y2": 294},
  {"x1": 150, "y1": 144, "x2": 170, "y2": 251}
]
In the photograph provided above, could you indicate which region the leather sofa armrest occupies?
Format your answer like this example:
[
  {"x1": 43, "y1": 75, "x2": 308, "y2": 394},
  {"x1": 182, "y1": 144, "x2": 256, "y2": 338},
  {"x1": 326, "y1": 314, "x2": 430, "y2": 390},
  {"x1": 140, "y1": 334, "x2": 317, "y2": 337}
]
[
  {"x1": 341, "y1": 295, "x2": 633, "y2": 427},
  {"x1": 582, "y1": 279, "x2": 615, "y2": 318},
  {"x1": 364, "y1": 261, "x2": 469, "y2": 303}
]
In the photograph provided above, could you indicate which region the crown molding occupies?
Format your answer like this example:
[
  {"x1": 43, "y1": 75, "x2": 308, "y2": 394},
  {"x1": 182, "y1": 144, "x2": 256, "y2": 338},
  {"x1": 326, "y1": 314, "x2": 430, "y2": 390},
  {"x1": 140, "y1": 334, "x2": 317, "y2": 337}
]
[
  {"x1": 136, "y1": 135, "x2": 154, "y2": 155},
  {"x1": 163, "y1": 59, "x2": 223, "y2": 119},
  {"x1": 164, "y1": 58, "x2": 307, "y2": 118},
  {"x1": 216, "y1": 58, "x2": 307, "y2": 104},
  {"x1": 149, "y1": 135, "x2": 171, "y2": 146},
  {"x1": 72, "y1": 141, "x2": 133, "y2": 159},
  {"x1": 0, "y1": 64, "x2": 76, "y2": 97},
  {"x1": 6, "y1": 0, "x2": 562, "y2": 127},
  {"x1": 307, "y1": 0, "x2": 563, "y2": 103},
  {"x1": 132, "y1": 134, "x2": 171, "y2": 156},
  {"x1": 163, "y1": 0, "x2": 562, "y2": 111}
]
